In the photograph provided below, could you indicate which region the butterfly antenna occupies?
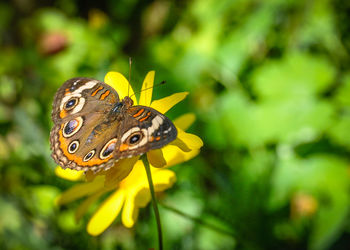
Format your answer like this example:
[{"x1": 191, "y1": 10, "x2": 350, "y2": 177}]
[
  {"x1": 129, "y1": 80, "x2": 166, "y2": 99},
  {"x1": 128, "y1": 57, "x2": 132, "y2": 97}
]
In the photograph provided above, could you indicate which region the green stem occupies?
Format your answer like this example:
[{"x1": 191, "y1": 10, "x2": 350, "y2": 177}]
[{"x1": 142, "y1": 155, "x2": 163, "y2": 250}]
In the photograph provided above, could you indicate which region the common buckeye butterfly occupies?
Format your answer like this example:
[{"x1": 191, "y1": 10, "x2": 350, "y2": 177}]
[{"x1": 50, "y1": 77, "x2": 177, "y2": 172}]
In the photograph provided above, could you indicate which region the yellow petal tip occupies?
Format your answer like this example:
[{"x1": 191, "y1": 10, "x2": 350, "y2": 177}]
[{"x1": 55, "y1": 166, "x2": 84, "y2": 181}]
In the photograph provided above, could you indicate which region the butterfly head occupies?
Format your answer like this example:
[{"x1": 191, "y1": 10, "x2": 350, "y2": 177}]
[
  {"x1": 122, "y1": 96, "x2": 133, "y2": 107},
  {"x1": 110, "y1": 96, "x2": 133, "y2": 115}
]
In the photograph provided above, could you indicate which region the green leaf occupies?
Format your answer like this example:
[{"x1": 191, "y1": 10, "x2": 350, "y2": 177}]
[
  {"x1": 310, "y1": 193, "x2": 349, "y2": 250},
  {"x1": 333, "y1": 73, "x2": 350, "y2": 107},
  {"x1": 251, "y1": 53, "x2": 336, "y2": 101},
  {"x1": 57, "y1": 210, "x2": 83, "y2": 233},
  {"x1": 28, "y1": 185, "x2": 60, "y2": 216},
  {"x1": 219, "y1": 92, "x2": 335, "y2": 147},
  {"x1": 328, "y1": 114, "x2": 350, "y2": 150}
]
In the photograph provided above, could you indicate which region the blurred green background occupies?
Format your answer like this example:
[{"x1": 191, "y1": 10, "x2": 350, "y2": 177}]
[{"x1": 1, "y1": 0, "x2": 350, "y2": 249}]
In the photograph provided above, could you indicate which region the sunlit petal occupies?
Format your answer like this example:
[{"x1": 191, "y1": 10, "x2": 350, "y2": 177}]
[
  {"x1": 152, "y1": 169, "x2": 177, "y2": 191},
  {"x1": 147, "y1": 149, "x2": 167, "y2": 168},
  {"x1": 150, "y1": 92, "x2": 188, "y2": 114},
  {"x1": 56, "y1": 176, "x2": 105, "y2": 205},
  {"x1": 161, "y1": 145, "x2": 200, "y2": 167},
  {"x1": 104, "y1": 71, "x2": 137, "y2": 104},
  {"x1": 139, "y1": 71, "x2": 155, "y2": 106},
  {"x1": 121, "y1": 189, "x2": 146, "y2": 228},
  {"x1": 55, "y1": 166, "x2": 84, "y2": 181},
  {"x1": 119, "y1": 161, "x2": 146, "y2": 189},
  {"x1": 87, "y1": 189, "x2": 125, "y2": 236},
  {"x1": 133, "y1": 187, "x2": 151, "y2": 207},
  {"x1": 173, "y1": 113, "x2": 196, "y2": 131},
  {"x1": 177, "y1": 127, "x2": 203, "y2": 150},
  {"x1": 75, "y1": 190, "x2": 105, "y2": 222},
  {"x1": 121, "y1": 168, "x2": 175, "y2": 227},
  {"x1": 104, "y1": 157, "x2": 139, "y2": 188}
]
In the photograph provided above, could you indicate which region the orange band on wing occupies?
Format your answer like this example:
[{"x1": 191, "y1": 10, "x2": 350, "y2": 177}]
[
  {"x1": 139, "y1": 112, "x2": 151, "y2": 122},
  {"x1": 133, "y1": 109, "x2": 144, "y2": 118},
  {"x1": 91, "y1": 86, "x2": 103, "y2": 96},
  {"x1": 100, "y1": 90, "x2": 110, "y2": 100}
]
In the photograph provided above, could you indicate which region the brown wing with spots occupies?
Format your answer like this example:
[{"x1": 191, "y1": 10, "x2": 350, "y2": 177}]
[
  {"x1": 113, "y1": 105, "x2": 177, "y2": 160},
  {"x1": 50, "y1": 77, "x2": 123, "y2": 172}
]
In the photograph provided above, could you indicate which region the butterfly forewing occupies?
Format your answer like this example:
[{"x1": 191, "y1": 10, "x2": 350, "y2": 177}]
[{"x1": 51, "y1": 77, "x2": 119, "y2": 123}]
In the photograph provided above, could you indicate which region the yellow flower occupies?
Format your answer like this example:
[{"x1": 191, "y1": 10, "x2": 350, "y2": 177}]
[{"x1": 55, "y1": 71, "x2": 203, "y2": 235}]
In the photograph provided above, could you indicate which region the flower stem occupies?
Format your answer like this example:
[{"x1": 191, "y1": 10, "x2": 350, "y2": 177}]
[{"x1": 142, "y1": 155, "x2": 163, "y2": 250}]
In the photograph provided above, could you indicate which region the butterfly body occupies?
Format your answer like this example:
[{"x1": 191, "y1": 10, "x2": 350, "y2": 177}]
[{"x1": 50, "y1": 77, "x2": 177, "y2": 172}]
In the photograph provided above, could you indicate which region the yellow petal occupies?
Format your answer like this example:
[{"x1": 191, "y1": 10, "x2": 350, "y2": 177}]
[
  {"x1": 55, "y1": 166, "x2": 84, "y2": 181},
  {"x1": 133, "y1": 187, "x2": 151, "y2": 207},
  {"x1": 87, "y1": 189, "x2": 125, "y2": 236},
  {"x1": 147, "y1": 149, "x2": 166, "y2": 168},
  {"x1": 104, "y1": 71, "x2": 137, "y2": 104},
  {"x1": 139, "y1": 71, "x2": 155, "y2": 106},
  {"x1": 174, "y1": 113, "x2": 196, "y2": 131},
  {"x1": 120, "y1": 167, "x2": 176, "y2": 228},
  {"x1": 161, "y1": 144, "x2": 200, "y2": 167},
  {"x1": 152, "y1": 169, "x2": 177, "y2": 191},
  {"x1": 104, "y1": 157, "x2": 139, "y2": 188},
  {"x1": 177, "y1": 127, "x2": 203, "y2": 150},
  {"x1": 119, "y1": 161, "x2": 146, "y2": 189},
  {"x1": 127, "y1": 166, "x2": 177, "y2": 193},
  {"x1": 150, "y1": 92, "x2": 188, "y2": 114},
  {"x1": 75, "y1": 190, "x2": 105, "y2": 222},
  {"x1": 121, "y1": 188, "x2": 147, "y2": 228},
  {"x1": 121, "y1": 195, "x2": 137, "y2": 228},
  {"x1": 56, "y1": 176, "x2": 105, "y2": 205}
]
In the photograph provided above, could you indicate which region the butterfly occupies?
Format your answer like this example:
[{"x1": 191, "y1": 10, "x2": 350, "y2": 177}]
[{"x1": 50, "y1": 77, "x2": 177, "y2": 172}]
